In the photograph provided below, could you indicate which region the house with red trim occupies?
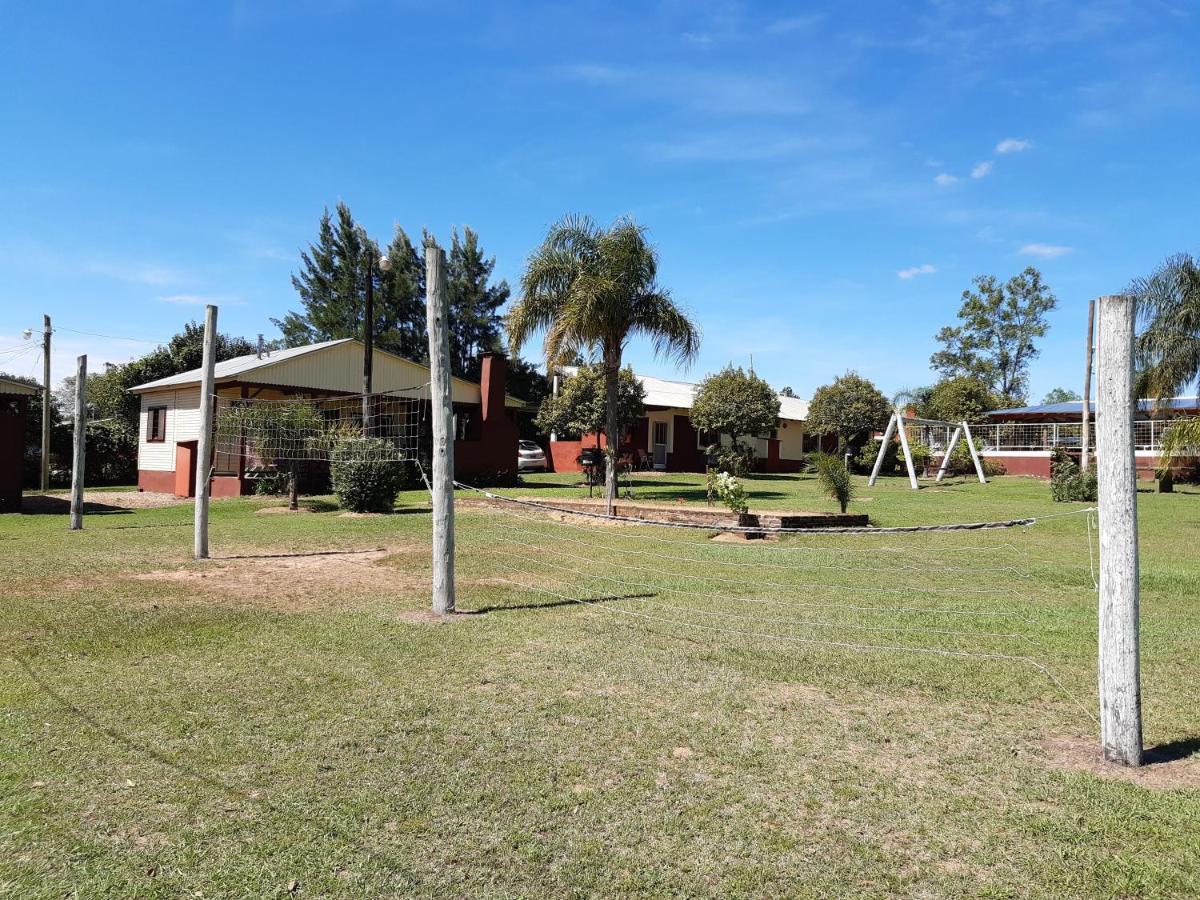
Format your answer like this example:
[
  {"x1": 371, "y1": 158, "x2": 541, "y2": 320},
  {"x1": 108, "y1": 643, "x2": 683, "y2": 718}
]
[
  {"x1": 544, "y1": 368, "x2": 815, "y2": 474},
  {"x1": 130, "y1": 340, "x2": 522, "y2": 497}
]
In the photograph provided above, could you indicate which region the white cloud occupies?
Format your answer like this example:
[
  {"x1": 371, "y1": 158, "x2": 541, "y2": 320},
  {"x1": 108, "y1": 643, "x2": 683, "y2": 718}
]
[
  {"x1": 996, "y1": 137, "x2": 1032, "y2": 153},
  {"x1": 898, "y1": 264, "x2": 937, "y2": 280},
  {"x1": 1019, "y1": 242, "x2": 1072, "y2": 258},
  {"x1": 157, "y1": 294, "x2": 241, "y2": 306},
  {"x1": 971, "y1": 160, "x2": 995, "y2": 178},
  {"x1": 933, "y1": 172, "x2": 959, "y2": 186}
]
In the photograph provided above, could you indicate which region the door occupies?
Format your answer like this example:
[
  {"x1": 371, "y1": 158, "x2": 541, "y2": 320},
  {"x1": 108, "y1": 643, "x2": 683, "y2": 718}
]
[{"x1": 652, "y1": 421, "x2": 668, "y2": 469}]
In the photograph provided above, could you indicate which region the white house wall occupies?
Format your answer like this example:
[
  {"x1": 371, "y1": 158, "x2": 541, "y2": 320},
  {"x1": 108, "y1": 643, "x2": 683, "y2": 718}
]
[{"x1": 137, "y1": 387, "x2": 201, "y2": 472}]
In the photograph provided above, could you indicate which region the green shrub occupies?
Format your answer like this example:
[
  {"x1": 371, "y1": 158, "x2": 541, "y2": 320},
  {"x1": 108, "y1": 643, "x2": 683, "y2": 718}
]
[
  {"x1": 709, "y1": 470, "x2": 749, "y2": 515},
  {"x1": 330, "y1": 436, "x2": 408, "y2": 513},
  {"x1": 945, "y1": 440, "x2": 1007, "y2": 477},
  {"x1": 858, "y1": 438, "x2": 899, "y2": 475},
  {"x1": 1050, "y1": 448, "x2": 1097, "y2": 502},
  {"x1": 707, "y1": 442, "x2": 755, "y2": 477},
  {"x1": 811, "y1": 452, "x2": 855, "y2": 513}
]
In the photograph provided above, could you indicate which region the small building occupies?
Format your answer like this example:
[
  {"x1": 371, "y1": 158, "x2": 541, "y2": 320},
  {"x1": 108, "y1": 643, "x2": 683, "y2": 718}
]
[
  {"x1": 545, "y1": 368, "x2": 815, "y2": 474},
  {"x1": 1, "y1": 377, "x2": 40, "y2": 512},
  {"x1": 977, "y1": 396, "x2": 1200, "y2": 478},
  {"x1": 129, "y1": 340, "x2": 522, "y2": 496}
]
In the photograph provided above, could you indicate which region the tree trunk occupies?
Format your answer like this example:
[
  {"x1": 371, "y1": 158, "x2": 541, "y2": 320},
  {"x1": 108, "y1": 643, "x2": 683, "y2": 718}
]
[
  {"x1": 288, "y1": 470, "x2": 299, "y2": 511},
  {"x1": 604, "y1": 352, "x2": 619, "y2": 516}
]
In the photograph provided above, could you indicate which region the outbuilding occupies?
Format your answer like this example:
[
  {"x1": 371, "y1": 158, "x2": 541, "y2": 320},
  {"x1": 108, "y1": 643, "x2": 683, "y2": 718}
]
[
  {"x1": 0, "y1": 377, "x2": 40, "y2": 512},
  {"x1": 129, "y1": 340, "x2": 523, "y2": 496}
]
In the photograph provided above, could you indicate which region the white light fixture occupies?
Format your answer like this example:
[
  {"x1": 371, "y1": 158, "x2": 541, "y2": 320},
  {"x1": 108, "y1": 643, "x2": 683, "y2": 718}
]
[{"x1": 378, "y1": 255, "x2": 391, "y2": 272}]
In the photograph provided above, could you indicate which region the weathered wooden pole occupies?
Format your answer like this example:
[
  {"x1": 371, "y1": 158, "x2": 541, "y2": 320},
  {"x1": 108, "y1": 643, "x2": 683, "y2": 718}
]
[
  {"x1": 41, "y1": 315, "x2": 51, "y2": 491},
  {"x1": 1096, "y1": 293, "x2": 1143, "y2": 766},
  {"x1": 426, "y1": 240, "x2": 456, "y2": 615},
  {"x1": 867, "y1": 412, "x2": 898, "y2": 486},
  {"x1": 68, "y1": 355, "x2": 86, "y2": 530},
  {"x1": 193, "y1": 304, "x2": 218, "y2": 560},
  {"x1": 1081, "y1": 298, "x2": 1095, "y2": 472}
]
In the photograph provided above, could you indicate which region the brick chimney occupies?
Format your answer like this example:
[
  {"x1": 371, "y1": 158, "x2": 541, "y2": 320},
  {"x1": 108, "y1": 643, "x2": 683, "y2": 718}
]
[{"x1": 479, "y1": 351, "x2": 508, "y2": 423}]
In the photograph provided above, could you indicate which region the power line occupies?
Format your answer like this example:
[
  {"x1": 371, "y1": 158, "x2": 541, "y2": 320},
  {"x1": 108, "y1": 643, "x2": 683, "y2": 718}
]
[{"x1": 50, "y1": 325, "x2": 169, "y2": 345}]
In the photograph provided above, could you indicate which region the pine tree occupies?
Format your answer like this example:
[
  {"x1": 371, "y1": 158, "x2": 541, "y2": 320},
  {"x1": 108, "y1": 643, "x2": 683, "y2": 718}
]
[
  {"x1": 273, "y1": 203, "x2": 427, "y2": 360},
  {"x1": 447, "y1": 227, "x2": 509, "y2": 379}
]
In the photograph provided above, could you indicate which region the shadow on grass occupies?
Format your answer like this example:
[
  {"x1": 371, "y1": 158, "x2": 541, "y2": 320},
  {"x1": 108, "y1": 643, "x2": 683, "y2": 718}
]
[
  {"x1": 18, "y1": 496, "x2": 132, "y2": 516},
  {"x1": 212, "y1": 547, "x2": 387, "y2": 560},
  {"x1": 1144, "y1": 736, "x2": 1200, "y2": 765},
  {"x1": 459, "y1": 592, "x2": 657, "y2": 616}
]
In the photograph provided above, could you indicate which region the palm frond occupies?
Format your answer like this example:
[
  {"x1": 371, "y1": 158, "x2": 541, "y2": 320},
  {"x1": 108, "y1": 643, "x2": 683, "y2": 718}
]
[{"x1": 1158, "y1": 417, "x2": 1200, "y2": 474}]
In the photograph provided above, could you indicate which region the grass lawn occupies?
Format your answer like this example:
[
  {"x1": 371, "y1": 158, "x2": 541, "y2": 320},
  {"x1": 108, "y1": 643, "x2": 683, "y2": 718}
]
[{"x1": 2, "y1": 473, "x2": 1198, "y2": 897}]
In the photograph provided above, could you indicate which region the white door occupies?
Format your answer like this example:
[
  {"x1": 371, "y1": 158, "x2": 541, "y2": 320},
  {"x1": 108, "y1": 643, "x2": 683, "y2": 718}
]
[{"x1": 652, "y1": 421, "x2": 668, "y2": 469}]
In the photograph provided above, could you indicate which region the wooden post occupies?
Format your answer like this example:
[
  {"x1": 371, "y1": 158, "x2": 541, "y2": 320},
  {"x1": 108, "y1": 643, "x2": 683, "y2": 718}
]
[
  {"x1": 1096, "y1": 293, "x2": 1143, "y2": 767},
  {"x1": 867, "y1": 412, "x2": 897, "y2": 486},
  {"x1": 68, "y1": 355, "x2": 86, "y2": 530},
  {"x1": 426, "y1": 241, "x2": 455, "y2": 615},
  {"x1": 1081, "y1": 298, "x2": 1095, "y2": 472},
  {"x1": 934, "y1": 426, "x2": 962, "y2": 483},
  {"x1": 41, "y1": 315, "x2": 51, "y2": 491},
  {"x1": 894, "y1": 410, "x2": 919, "y2": 489},
  {"x1": 193, "y1": 304, "x2": 218, "y2": 560},
  {"x1": 961, "y1": 421, "x2": 987, "y2": 484},
  {"x1": 362, "y1": 256, "x2": 374, "y2": 436}
]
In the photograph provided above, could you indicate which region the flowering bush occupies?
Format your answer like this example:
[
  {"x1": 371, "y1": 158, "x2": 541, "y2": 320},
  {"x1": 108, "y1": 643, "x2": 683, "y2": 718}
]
[{"x1": 710, "y1": 471, "x2": 749, "y2": 516}]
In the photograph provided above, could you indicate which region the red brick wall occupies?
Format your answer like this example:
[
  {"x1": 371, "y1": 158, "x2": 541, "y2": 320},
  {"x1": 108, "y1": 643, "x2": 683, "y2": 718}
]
[{"x1": 138, "y1": 469, "x2": 175, "y2": 493}]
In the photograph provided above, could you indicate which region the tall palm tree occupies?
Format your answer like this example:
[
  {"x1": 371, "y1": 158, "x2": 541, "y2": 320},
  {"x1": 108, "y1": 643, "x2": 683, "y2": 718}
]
[
  {"x1": 1129, "y1": 252, "x2": 1200, "y2": 474},
  {"x1": 507, "y1": 215, "x2": 700, "y2": 513}
]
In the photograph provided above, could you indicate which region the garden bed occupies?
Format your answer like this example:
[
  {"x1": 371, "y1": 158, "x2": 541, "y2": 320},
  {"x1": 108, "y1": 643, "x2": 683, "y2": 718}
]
[{"x1": 502, "y1": 496, "x2": 869, "y2": 529}]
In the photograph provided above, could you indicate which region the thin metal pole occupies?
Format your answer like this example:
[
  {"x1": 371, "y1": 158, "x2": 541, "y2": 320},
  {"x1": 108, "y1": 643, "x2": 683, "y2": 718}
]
[
  {"x1": 1081, "y1": 298, "x2": 1095, "y2": 471},
  {"x1": 426, "y1": 241, "x2": 455, "y2": 615},
  {"x1": 41, "y1": 315, "x2": 51, "y2": 491},
  {"x1": 867, "y1": 413, "x2": 897, "y2": 486},
  {"x1": 1096, "y1": 293, "x2": 1142, "y2": 767},
  {"x1": 68, "y1": 355, "x2": 86, "y2": 530},
  {"x1": 193, "y1": 304, "x2": 218, "y2": 559}
]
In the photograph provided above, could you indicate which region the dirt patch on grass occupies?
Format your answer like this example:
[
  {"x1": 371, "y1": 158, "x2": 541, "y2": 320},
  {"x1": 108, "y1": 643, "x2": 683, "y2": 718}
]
[
  {"x1": 22, "y1": 491, "x2": 187, "y2": 512},
  {"x1": 256, "y1": 506, "x2": 317, "y2": 515},
  {"x1": 1040, "y1": 735, "x2": 1200, "y2": 790},
  {"x1": 128, "y1": 546, "x2": 426, "y2": 612}
]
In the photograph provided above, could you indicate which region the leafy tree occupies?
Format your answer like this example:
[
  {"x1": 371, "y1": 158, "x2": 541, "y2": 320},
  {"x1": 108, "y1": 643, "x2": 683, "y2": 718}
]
[
  {"x1": 779, "y1": 385, "x2": 797, "y2": 398},
  {"x1": 923, "y1": 376, "x2": 1000, "y2": 422},
  {"x1": 892, "y1": 385, "x2": 933, "y2": 412},
  {"x1": 273, "y1": 203, "x2": 427, "y2": 362},
  {"x1": 1129, "y1": 252, "x2": 1200, "y2": 401},
  {"x1": 930, "y1": 267, "x2": 1057, "y2": 404},
  {"x1": 690, "y1": 366, "x2": 781, "y2": 456},
  {"x1": 534, "y1": 363, "x2": 645, "y2": 443},
  {"x1": 508, "y1": 215, "x2": 699, "y2": 513},
  {"x1": 1042, "y1": 387, "x2": 1082, "y2": 405},
  {"x1": 806, "y1": 371, "x2": 890, "y2": 453},
  {"x1": 448, "y1": 228, "x2": 510, "y2": 380}
]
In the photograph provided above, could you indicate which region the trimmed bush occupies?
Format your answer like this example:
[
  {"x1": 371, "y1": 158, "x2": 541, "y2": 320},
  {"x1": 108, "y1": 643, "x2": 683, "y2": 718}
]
[
  {"x1": 330, "y1": 436, "x2": 408, "y2": 513},
  {"x1": 707, "y1": 442, "x2": 755, "y2": 477},
  {"x1": 858, "y1": 437, "x2": 899, "y2": 476},
  {"x1": 1050, "y1": 448, "x2": 1097, "y2": 502}
]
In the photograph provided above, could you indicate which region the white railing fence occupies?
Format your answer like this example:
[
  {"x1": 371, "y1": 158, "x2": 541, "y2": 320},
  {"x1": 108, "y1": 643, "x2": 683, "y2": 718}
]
[{"x1": 903, "y1": 419, "x2": 1194, "y2": 454}]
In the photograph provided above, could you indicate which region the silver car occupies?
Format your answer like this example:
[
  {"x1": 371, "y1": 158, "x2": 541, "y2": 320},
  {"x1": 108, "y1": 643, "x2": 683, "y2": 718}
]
[{"x1": 518, "y1": 440, "x2": 547, "y2": 472}]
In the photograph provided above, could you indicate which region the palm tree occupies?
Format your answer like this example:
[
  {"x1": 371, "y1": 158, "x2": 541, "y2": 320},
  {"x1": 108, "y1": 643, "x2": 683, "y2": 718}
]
[
  {"x1": 1129, "y1": 252, "x2": 1200, "y2": 477},
  {"x1": 507, "y1": 215, "x2": 700, "y2": 513}
]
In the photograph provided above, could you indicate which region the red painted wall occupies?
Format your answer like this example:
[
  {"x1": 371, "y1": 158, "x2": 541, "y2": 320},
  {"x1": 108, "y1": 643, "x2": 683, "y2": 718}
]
[
  {"x1": 0, "y1": 393, "x2": 28, "y2": 511},
  {"x1": 138, "y1": 469, "x2": 175, "y2": 493}
]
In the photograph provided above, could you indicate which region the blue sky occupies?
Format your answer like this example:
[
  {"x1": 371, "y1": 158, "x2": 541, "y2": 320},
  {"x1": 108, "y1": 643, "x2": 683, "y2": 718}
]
[{"x1": 2, "y1": 1, "x2": 1197, "y2": 401}]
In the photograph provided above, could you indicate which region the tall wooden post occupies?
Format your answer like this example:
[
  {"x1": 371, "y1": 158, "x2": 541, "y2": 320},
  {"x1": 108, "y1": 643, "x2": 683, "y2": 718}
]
[
  {"x1": 426, "y1": 241, "x2": 455, "y2": 615},
  {"x1": 193, "y1": 304, "x2": 218, "y2": 560},
  {"x1": 1081, "y1": 299, "x2": 1095, "y2": 472},
  {"x1": 68, "y1": 355, "x2": 86, "y2": 530},
  {"x1": 1096, "y1": 293, "x2": 1142, "y2": 766},
  {"x1": 362, "y1": 256, "x2": 375, "y2": 436},
  {"x1": 41, "y1": 315, "x2": 51, "y2": 491}
]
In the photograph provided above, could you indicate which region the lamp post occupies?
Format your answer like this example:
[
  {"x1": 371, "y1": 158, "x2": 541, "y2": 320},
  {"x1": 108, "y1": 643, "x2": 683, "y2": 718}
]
[{"x1": 363, "y1": 252, "x2": 391, "y2": 435}]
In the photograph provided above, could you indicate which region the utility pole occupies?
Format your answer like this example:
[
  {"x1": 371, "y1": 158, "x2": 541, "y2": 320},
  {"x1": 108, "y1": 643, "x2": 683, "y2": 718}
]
[
  {"x1": 1096, "y1": 294, "x2": 1143, "y2": 767},
  {"x1": 41, "y1": 315, "x2": 51, "y2": 491},
  {"x1": 69, "y1": 355, "x2": 86, "y2": 530},
  {"x1": 1081, "y1": 299, "x2": 1095, "y2": 472},
  {"x1": 194, "y1": 304, "x2": 218, "y2": 559},
  {"x1": 426, "y1": 240, "x2": 455, "y2": 615}
]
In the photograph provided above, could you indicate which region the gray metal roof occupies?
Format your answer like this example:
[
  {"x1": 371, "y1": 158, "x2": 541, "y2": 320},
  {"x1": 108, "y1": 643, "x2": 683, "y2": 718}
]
[
  {"x1": 129, "y1": 338, "x2": 354, "y2": 393},
  {"x1": 0, "y1": 377, "x2": 40, "y2": 396},
  {"x1": 988, "y1": 396, "x2": 1200, "y2": 417}
]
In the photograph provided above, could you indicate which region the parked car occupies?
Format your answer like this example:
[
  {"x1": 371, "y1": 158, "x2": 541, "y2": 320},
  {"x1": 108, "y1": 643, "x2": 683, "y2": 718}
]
[{"x1": 517, "y1": 440, "x2": 547, "y2": 472}]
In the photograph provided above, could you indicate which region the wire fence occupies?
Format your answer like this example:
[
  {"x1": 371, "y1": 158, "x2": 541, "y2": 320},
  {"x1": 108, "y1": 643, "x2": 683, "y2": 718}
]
[{"x1": 906, "y1": 419, "x2": 1199, "y2": 453}]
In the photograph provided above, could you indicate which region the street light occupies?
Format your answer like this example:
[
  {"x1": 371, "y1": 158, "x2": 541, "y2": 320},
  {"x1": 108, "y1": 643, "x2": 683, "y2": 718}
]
[{"x1": 363, "y1": 254, "x2": 391, "y2": 434}]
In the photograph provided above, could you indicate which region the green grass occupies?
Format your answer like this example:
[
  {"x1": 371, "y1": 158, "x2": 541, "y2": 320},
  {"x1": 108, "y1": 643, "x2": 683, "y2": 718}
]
[{"x1": 2, "y1": 473, "x2": 1198, "y2": 898}]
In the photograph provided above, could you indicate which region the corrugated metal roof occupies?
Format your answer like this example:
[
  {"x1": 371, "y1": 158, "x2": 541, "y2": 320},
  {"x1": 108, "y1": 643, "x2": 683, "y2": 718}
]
[
  {"x1": 559, "y1": 366, "x2": 810, "y2": 421},
  {"x1": 129, "y1": 338, "x2": 354, "y2": 392},
  {"x1": 0, "y1": 377, "x2": 40, "y2": 396},
  {"x1": 988, "y1": 396, "x2": 1200, "y2": 416}
]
